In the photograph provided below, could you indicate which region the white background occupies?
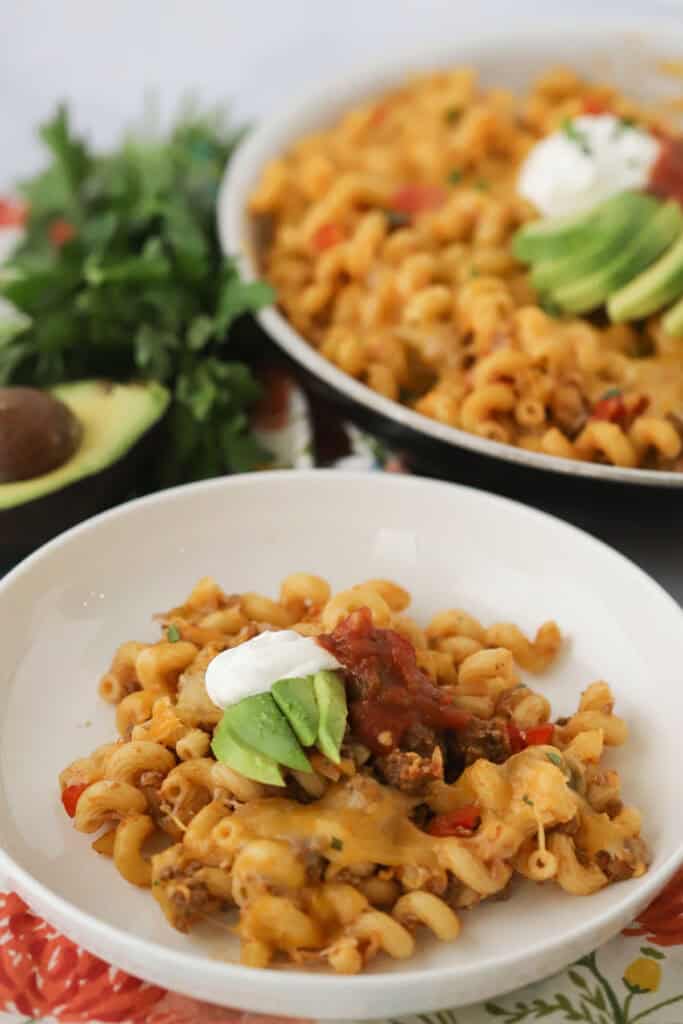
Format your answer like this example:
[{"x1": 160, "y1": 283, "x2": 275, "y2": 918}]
[{"x1": 1, "y1": 0, "x2": 681, "y2": 184}]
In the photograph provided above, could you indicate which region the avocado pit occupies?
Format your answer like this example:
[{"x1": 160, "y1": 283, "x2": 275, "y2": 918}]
[{"x1": 0, "y1": 387, "x2": 82, "y2": 484}]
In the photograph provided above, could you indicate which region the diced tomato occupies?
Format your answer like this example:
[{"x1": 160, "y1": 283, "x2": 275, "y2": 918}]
[
  {"x1": 507, "y1": 721, "x2": 526, "y2": 754},
  {"x1": 312, "y1": 222, "x2": 345, "y2": 251},
  {"x1": 428, "y1": 805, "x2": 481, "y2": 836},
  {"x1": 582, "y1": 96, "x2": 610, "y2": 115},
  {"x1": 524, "y1": 723, "x2": 555, "y2": 746},
  {"x1": 49, "y1": 218, "x2": 76, "y2": 247},
  {"x1": 0, "y1": 198, "x2": 28, "y2": 228},
  {"x1": 61, "y1": 783, "x2": 90, "y2": 818},
  {"x1": 592, "y1": 393, "x2": 626, "y2": 422},
  {"x1": 649, "y1": 136, "x2": 683, "y2": 204},
  {"x1": 389, "y1": 184, "x2": 447, "y2": 217},
  {"x1": 370, "y1": 104, "x2": 388, "y2": 127}
]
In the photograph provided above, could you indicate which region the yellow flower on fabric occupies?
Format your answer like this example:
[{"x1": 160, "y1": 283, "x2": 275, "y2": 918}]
[{"x1": 624, "y1": 956, "x2": 662, "y2": 992}]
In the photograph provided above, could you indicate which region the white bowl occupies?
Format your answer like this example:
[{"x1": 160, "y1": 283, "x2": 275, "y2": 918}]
[
  {"x1": 218, "y1": 16, "x2": 683, "y2": 488},
  {"x1": 1, "y1": 469, "x2": 683, "y2": 1018}
]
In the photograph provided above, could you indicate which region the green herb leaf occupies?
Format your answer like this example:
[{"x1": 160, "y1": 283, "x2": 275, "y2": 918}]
[
  {"x1": 0, "y1": 102, "x2": 273, "y2": 486},
  {"x1": 561, "y1": 117, "x2": 591, "y2": 156},
  {"x1": 602, "y1": 387, "x2": 622, "y2": 399},
  {"x1": 546, "y1": 751, "x2": 563, "y2": 768},
  {"x1": 447, "y1": 169, "x2": 463, "y2": 185},
  {"x1": 522, "y1": 794, "x2": 534, "y2": 807},
  {"x1": 167, "y1": 624, "x2": 181, "y2": 642},
  {"x1": 330, "y1": 836, "x2": 344, "y2": 851},
  {"x1": 445, "y1": 107, "x2": 462, "y2": 124},
  {"x1": 385, "y1": 209, "x2": 411, "y2": 230}
]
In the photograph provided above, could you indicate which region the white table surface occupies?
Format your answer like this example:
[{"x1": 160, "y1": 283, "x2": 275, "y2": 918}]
[{"x1": 2, "y1": 0, "x2": 682, "y2": 603}]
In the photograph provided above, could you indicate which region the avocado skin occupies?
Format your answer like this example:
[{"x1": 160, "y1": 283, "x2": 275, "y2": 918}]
[
  {"x1": 0, "y1": 385, "x2": 168, "y2": 565},
  {"x1": 551, "y1": 200, "x2": 683, "y2": 314},
  {"x1": 608, "y1": 233, "x2": 683, "y2": 322}
]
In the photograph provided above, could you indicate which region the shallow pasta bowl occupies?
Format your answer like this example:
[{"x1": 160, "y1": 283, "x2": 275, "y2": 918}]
[
  {"x1": 1, "y1": 470, "x2": 683, "y2": 1017},
  {"x1": 219, "y1": 16, "x2": 683, "y2": 489}
]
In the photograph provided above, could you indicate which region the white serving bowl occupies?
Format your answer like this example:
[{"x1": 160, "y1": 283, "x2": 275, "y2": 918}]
[
  {"x1": 1, "y1": 470, "x2": 682, "y2": 1018},
  {"x1": 219, "y1": 17, "x2": 683, "y2": 488}
]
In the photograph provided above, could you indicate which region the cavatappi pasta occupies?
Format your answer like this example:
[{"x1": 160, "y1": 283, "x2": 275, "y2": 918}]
[
  {"x1": 59, "y1": 575, "x2": 648, "y2": 972},
  {"x1": 249, "y1": 67, "x2": 683, "y2": 471}
]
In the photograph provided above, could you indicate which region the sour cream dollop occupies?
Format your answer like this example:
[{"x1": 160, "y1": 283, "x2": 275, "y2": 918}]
[
  {"x1": 519, "y1": 115, "x2": 660, "y2": 218},
  {"x1": 205, "y1": 629, "x2": 341, "y2": 709}
]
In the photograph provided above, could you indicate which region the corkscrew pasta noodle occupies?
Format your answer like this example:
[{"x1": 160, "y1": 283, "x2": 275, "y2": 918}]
[{"x1": 59, "y1": 574, "x2": 648, "y2": 972}]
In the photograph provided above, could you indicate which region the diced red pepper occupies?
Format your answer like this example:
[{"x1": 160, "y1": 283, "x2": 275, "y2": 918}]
[
  {"x1": 592, "y1": 393, "x2": 626, "y2": 422},
  {"x1": 389, "y1": 184, "x2": 447, "y2": 217},
  {"x1": 524, "y1": 723, "x2": 555, "y2": 746},
  {"x1": 0, "y1": 198, "x2": 28, "y2": 228},
  {"x1": 629, "y1": 394, "x2": 650, "y2": 418},
  {"x1": 428, "y1": 805, "x2": 481, "y2": 836},
  {"x1": 582, "y1": 96, "x2": 610, "y2": 115},
  {"x1": 61, "y1": 783, "x2": 90, "y2": 818},
  {"x1": 312, "y1": 222, "x2": 345, "y2": 251},
  {"x1": 49, "y1": 218, "x2": 76, "y2": 247},
  {"x1": 507, "y1": 721, "x2": 526, "y2": 754}
]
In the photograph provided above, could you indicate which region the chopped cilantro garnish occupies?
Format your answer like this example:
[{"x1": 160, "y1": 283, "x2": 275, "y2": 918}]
[
  {"x1": 330, "y1": 836, "x2": 344, "y2": 851},
  {"x1": 385, "y1": 209, "x2": 411, "y2": 230},
  {"x1": 447, "y1": 169, "x2": 463, "y2": 185},
  {"x1": 546, "y1": 751, "x2": 563, "y2": 768},
  {"x1": 561, "y1": 117, "x2": 591, "y2": 156},
  {"x1": 167, "y1": 624, "x2": 181, "y2": 643},
  {"x1": 613, "y1": 116, "x2": 637, "y2": 139},
  {"x1": 445, "y1": 107, "x2": 462, "y2": 124},
  {"x1": 523, "y1": 794, "x2": 534, "y2": 807},
  {"x1": 602, "y1": 387, "x2": 622, "y2": 399}
]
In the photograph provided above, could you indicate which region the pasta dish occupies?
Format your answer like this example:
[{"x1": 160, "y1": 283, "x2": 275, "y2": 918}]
[
  {"x1": 59, "y1": 575, "x2": 648, "y2": 972},
  {"x1": 249, "y1": 68, "x2": 683, "y2": 471}
]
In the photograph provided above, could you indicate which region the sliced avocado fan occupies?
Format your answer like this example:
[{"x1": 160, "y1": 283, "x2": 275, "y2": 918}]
[
  {"x1": 513, "y1": 190, "x2": 625, "y2": 264},
  {"x1": 212, "y1": 670, "x2": 348, "y2": 784},
  {"x1": 608, "y1": 233, "x2": 683, "y2": 322},
  {"x1": 211, "y1": 718, "x2": 285, "y2": 787},
  {"x1": 272, "y1": 676, "x2": 319, "y2": 746},
  {"x1": 551, "y1": 200, "x2": 683, "y2": 314},
  {"x1": 531, "y1": 192, "x2": 659, "y2": 293}
]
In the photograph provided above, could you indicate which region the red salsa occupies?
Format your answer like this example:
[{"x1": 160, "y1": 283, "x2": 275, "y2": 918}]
[
  {"x1": 318, "y1": 607, "x2": 470, "y2": 754},
  {"x1": 649, "y1": 136, "x2": 683, "y2": 204}
]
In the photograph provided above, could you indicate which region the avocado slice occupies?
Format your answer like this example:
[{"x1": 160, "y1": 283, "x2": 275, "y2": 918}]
[
  {"x1": 551, "y1": 200, "x2": 683, "y2": 314},
  {"x1": 222, "y1": 692, "x2": 312, "y2": 772},
  {"x1": 513, "y1": 201, "x2": 605, "y2": 263},
  {"x1": 314, "y1": 670, "x2": 348, "y2": 765},
  {"x1": 608, "y1": 234, "x2": 683, "y2": 322},
  {"x1": 662, "y1": 293, "x2": 683, "y2": 338},
  {"x1": 272, "y1": 676, "x2": 319, "y2": 747},
  {"x1": 212, "y1": 713, "x2": 286, "y2": 787},
  {"x1": 0, "y1": 380, "x2": 169, "y2": 562},
  {"x1": 531, "y1": 193, "x2": 659, "y2": 293}
]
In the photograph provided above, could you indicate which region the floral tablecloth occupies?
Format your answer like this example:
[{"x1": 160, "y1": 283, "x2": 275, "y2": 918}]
[{"x1": 2, "y1": 368, "x2": 683, "y2": 1024}]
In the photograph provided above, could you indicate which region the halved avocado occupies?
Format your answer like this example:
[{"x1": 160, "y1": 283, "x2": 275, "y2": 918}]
[
  {"x1": 662, "y1": 292, "x2": 683, "y2": 338},
  {"x1": 0, "y1": 380, "x2": 169, "y2": 562}
]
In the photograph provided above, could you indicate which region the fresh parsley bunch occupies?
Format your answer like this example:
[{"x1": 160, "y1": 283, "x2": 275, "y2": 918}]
[{"x1": 0, "y1": 105, "x2": 274, "y2": 484}]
